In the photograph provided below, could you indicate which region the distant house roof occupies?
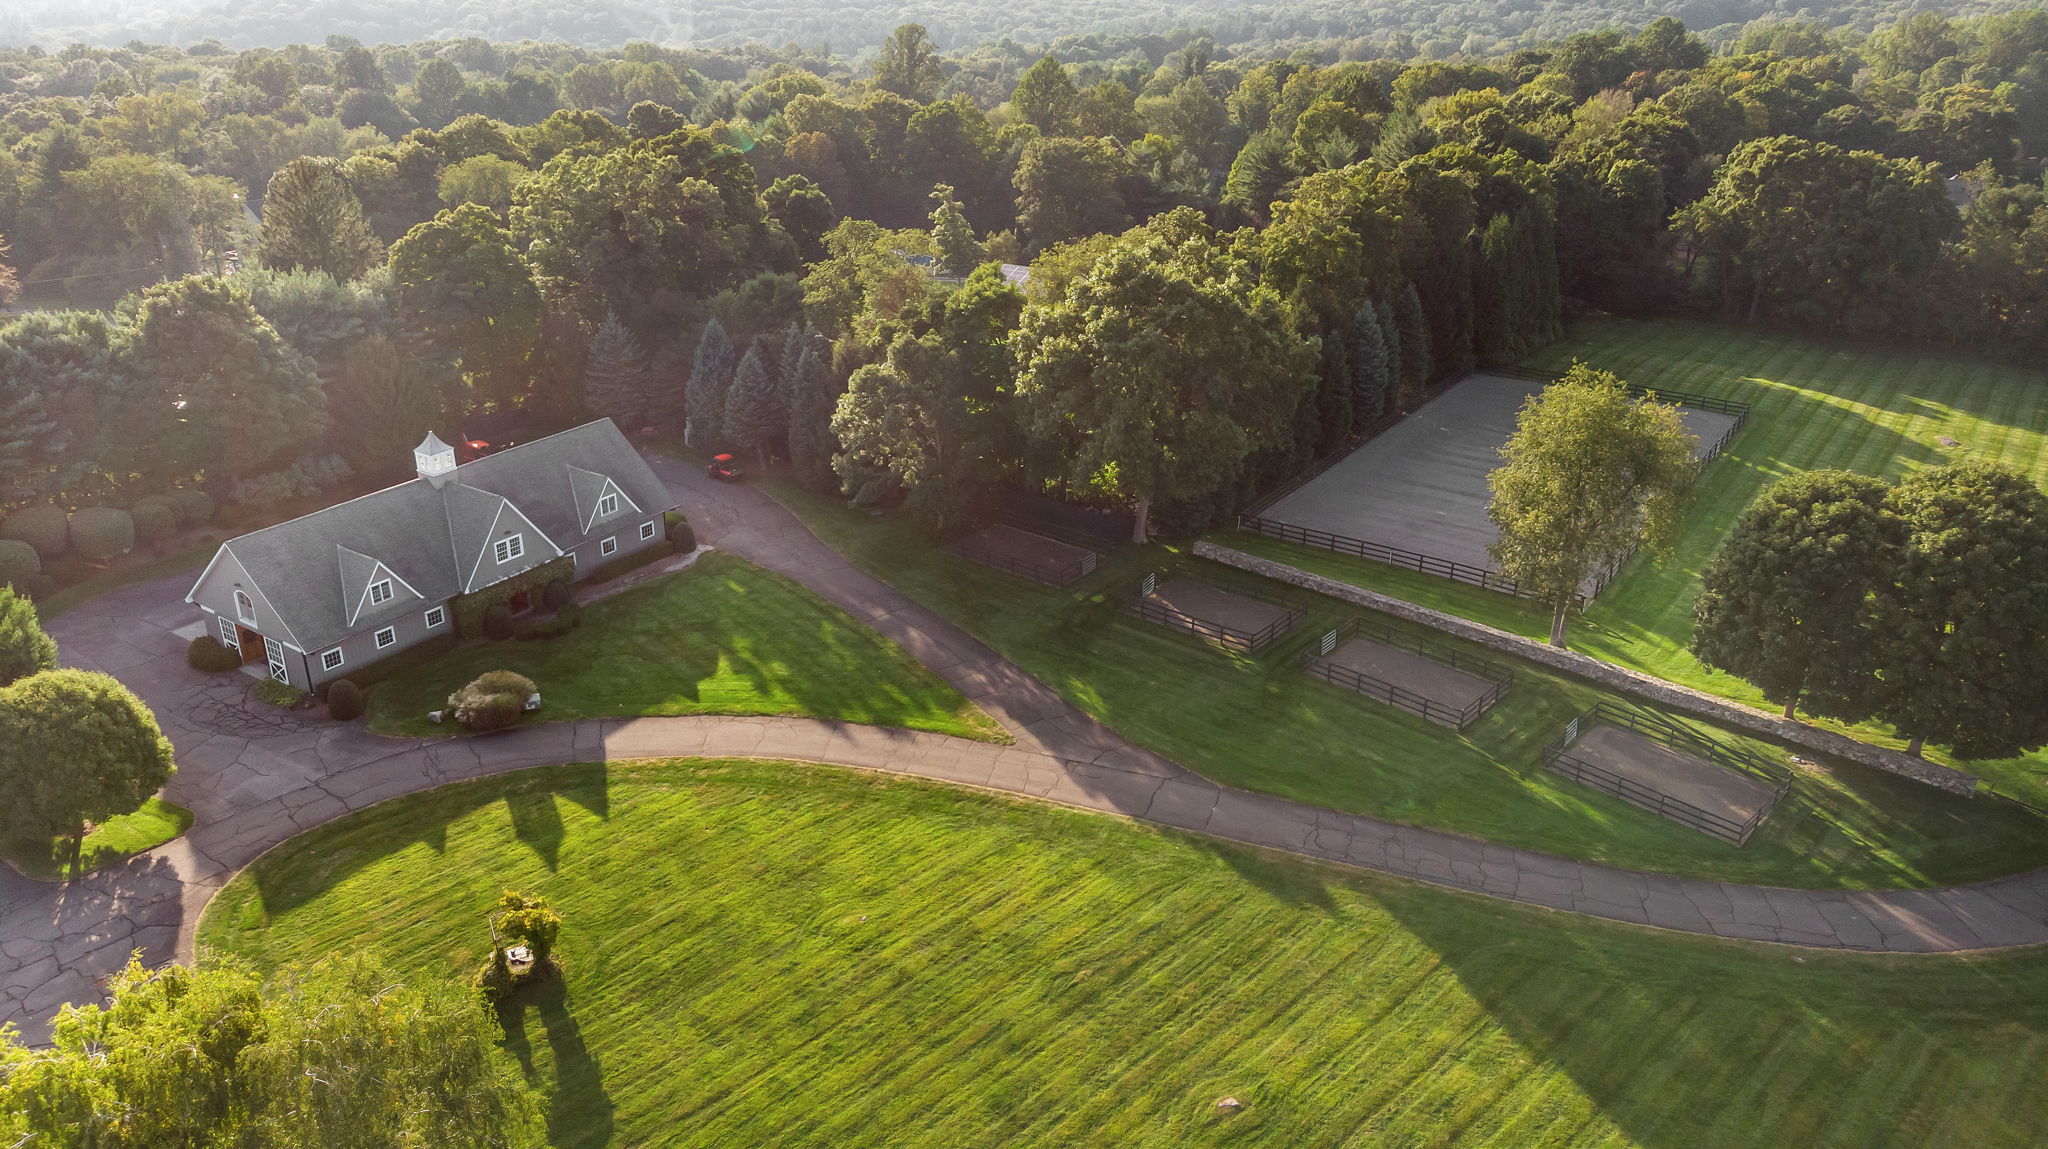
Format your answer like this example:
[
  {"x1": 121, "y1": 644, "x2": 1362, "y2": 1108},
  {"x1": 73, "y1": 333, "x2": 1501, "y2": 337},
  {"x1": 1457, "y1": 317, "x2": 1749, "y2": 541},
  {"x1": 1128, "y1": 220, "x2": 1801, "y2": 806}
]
[
  {"x1": 187, "y1": 419, "x2": 672, "y2": 651},
  {"x1": 900, "y1": 252, "x2": 1032, "y2": 287}
]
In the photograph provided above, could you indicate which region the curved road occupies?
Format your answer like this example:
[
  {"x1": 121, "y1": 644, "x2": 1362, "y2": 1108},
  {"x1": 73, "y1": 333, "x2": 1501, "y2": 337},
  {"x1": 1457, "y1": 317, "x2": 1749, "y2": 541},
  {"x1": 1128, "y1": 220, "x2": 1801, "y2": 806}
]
[{"x1": 5, "y1": 456, "x2": 2048, "y2": 1044}]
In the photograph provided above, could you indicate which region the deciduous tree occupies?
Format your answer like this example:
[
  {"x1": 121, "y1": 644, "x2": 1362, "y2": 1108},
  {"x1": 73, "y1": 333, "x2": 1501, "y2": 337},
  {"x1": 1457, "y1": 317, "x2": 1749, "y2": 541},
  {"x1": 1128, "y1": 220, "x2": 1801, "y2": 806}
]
[
  {"x1": 388, "y1": 204, "x2": 541, "y2": 409},
  {"x1": 0, "y1": 669, "x2": 175, "y2": 863},
  {"x1": 1487, "y1": 363, "x2": 1697, "y2": 646},
  {"x1": 873, "y1": 24, "x2": 945, "y2": 101}
]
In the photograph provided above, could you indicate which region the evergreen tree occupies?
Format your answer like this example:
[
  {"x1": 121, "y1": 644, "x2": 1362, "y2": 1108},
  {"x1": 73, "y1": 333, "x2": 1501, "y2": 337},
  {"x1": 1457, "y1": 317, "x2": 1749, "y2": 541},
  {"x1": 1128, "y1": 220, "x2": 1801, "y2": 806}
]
[
  {"x1": 685, "y1": 318, "x2": 735, "y2": 448},
  {"x1": 1314, "y1": 332, "x2": 1353, "y2": 454},
  {"x1": 1347, "y1": 299, "x2": 1391, "y2": 424},
  {"x1": 1376, "y1": 297, "x2": 1402, "y2": 413},
  {"x1": 723, "y1": 345, "x2": 781, "y2": 467},
  {"x1": 784, "y1": 333, "x2": 841, "y2": 492},
  {"x1": 647, "y1": 338, "x2": 690, "y2": 438},
  {"x1": 583, "y1": 309, "x2": 650, "y2": 428},
  {"x1": 1394, "y1": 281, "x2": 1431, "y2": 403},
  {"x1": 259, "y1": 158, "x2": 384, "y2": 283},
  {"x1": 1222, "y1": 133, "x2": 1298, "y2": 225},
  {"x1": 930, "y1": 184, "x2": 985, "y2": 277},
  {"x1": 0, "y1": 586, "x2": 56, "y2": 688}
]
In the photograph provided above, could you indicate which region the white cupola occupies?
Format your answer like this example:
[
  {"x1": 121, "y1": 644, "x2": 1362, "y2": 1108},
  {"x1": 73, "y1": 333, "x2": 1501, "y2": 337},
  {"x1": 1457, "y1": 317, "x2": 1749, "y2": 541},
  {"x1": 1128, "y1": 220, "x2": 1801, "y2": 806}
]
[{"x1": 414, "y1": 432, "x2": 456, "y2": 487}]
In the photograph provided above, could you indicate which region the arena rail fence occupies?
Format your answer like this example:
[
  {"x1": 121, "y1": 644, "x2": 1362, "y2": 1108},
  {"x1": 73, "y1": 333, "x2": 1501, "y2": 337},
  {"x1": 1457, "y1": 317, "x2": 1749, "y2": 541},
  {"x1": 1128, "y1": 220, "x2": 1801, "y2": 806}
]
[
  {"x1": 1300, "y1": 617, "x2": 1515, "y2": 729},
  {"x1": 941, "y1": 530, "x2": 1099, "y2": 588},
  {"x1": 1122, "y1": 576, "x2": 1304, "y2": 654},
  {"x1": 1540, "y1": 700, "x2": 1792, "y2": 846}
]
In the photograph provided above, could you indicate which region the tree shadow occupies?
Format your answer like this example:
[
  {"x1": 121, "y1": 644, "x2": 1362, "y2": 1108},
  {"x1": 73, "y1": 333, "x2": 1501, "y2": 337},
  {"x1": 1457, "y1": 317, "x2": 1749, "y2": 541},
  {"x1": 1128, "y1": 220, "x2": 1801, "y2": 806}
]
[{"x1": 494, "y1": 975, "x2": 614, "y2": 1147}]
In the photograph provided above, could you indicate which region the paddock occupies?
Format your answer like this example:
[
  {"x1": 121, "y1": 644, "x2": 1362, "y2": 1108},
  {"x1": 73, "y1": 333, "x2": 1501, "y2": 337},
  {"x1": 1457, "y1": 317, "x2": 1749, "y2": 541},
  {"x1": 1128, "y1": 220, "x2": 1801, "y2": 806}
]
[
  {"x1": 1126, "y1": 576, "x2": 1301, "y2": 653},
  {"x1": 1250, "y1": 373, "x2": 1744, "y2": 597},
  {"x1": 1543, "y1": 705, "x2": 1788, "y2": 845},
  {"x1": 1300, "y1": 619, "x2": 1514, "y2": 728},
  {"x1": 944, "y1": 523, "x2": 1100, "y2": 586}
]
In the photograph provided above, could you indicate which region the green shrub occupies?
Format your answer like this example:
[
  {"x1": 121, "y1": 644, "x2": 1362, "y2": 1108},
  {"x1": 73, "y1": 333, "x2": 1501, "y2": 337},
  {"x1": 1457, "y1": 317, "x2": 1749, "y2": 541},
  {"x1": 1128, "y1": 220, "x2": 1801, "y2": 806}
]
[
  {"x1": 1, "y1": 505, "x2": 68, "y2": 558},
  {"x1": 591, "y1": 543, "x2": 670, "y2": 584},
  {"x1": 168, "y1": 489, "x2": 216, "y2": 526},
  {"x1": 514, "y1": 602, "x2": 583, "y2": 641},
  {"x1": 541, "y1": 578, "x2": 574, "y2": 611},
  {"x1": 131, "y1": 502, "x2": 177, "y2": 544},
  {"x1": 187, "y1": 635, "x2": 242, "y2": 673},
  {"x1": 255, "y1": 678, "x2": 304, "y2": 708},
  {"x1": 326, "y1": 678, "x2": 364, "y2": 721},
  {"x1": 451, "y1": 556, "x2": 574, "y2": 638},
  {"x1": 0, "y1": 540, "x2": 39, "y2": 589},
  {"x1": 669, "y1": 517, "x2": 696, "y2": 552},
  {"x1": 133, "y1": 493, "x2": 181, "y2": 524},
  {"x1": 70, "y1": 507, "x2": 135, "y2": 562},
  {"x1": 0, "y1": 586, "x2": 58, "y2": 687},
  {"x1": 447, "y1": 670, "x2": 536, "y2": 732},
  {"x1": 482, "y1": 601, "x2": 515, "y2": 641}
]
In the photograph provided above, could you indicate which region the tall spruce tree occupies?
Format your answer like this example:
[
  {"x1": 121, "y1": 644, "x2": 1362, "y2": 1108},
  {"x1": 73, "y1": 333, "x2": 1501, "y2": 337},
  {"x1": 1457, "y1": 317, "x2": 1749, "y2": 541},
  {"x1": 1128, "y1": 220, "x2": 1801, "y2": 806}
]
[
  {"x1": 685, "y1": 318, "x2": 735, "y2": 448},
  {"x1": 583, "y1": 310, "x2": 650, "y2": 428},
  {"x1": 1315, "y1": 333, "x2": 1353, "y2": 453},
  {"x1": 259, "y1": 159, "x2": 384, "y2": 283},
  {"x1": 1348, "y1": 299, "x2": 1391, "y2": 423},
  {"x1": 647, "y1": 338, "x2": 690, "y2": 438},
  {"x1": 930, "y1": 184, "x2": 984, "y2": 277},
  {"x1": 1394, "y1": 281, "x2": 1431, "y2": 405},
  {"x1": 784, "y1": 335, "x2": 841, "y2": 492},
  {"x1": 723, "y1": 345, "x2": 781, "y2": 467}
]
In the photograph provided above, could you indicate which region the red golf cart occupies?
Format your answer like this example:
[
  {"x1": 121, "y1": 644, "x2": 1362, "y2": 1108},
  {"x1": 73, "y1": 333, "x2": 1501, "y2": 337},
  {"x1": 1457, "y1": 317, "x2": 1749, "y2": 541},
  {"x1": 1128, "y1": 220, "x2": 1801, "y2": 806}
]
[{"x1": 707, "y1": 453, "x2": 744, "y2": 482}]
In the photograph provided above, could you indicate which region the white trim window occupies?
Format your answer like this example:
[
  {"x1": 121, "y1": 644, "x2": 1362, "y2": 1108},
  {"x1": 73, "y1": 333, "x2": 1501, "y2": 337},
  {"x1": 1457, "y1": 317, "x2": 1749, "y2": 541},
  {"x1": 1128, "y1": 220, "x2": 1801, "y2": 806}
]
[
  {"x1": 599, "y1": 492, "x2": 619, "y2": 518},
  {"x1": 368, "y1": 578, "x2": 394, "y2": 606},
  {"x1": 218, "y1": 616, "x2": 241, "y2": 649},
  {"x1": 494, "y1": 536, "x2": 524, "y2": 564},
  {"x1": 321, "y1": 648, "x2": 345, "y2": 672},
  {"x1": 423, "y1": 606, "x2": 446, "y2": 629},
  {"x1": 374, "y1": 626, "x2": 398, "y2": 650},
  {"x1": 639, "y1": 520, "x2": 658, "y2": 541},
  {"x1": 600, "y1": 536, "x2": 618, "y2": 557},
  {"x1": 234, "y1": 590, "x2": 256, "y2": 624}
]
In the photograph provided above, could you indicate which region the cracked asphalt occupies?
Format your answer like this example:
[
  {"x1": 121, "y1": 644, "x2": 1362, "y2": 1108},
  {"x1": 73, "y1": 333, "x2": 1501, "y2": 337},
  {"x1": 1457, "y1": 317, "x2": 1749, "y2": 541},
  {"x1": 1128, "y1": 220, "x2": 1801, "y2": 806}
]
[{"x1": 5, "y1": 453, "x2": 2048, "y2": 1046}]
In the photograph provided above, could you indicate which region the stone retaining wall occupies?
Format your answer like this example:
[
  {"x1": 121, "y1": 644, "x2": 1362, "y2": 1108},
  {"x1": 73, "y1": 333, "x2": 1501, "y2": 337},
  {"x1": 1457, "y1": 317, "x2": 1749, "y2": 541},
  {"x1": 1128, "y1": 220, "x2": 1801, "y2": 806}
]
[{"x1": 1193, "y1": 541, "x2": 1980, "y2": 796}]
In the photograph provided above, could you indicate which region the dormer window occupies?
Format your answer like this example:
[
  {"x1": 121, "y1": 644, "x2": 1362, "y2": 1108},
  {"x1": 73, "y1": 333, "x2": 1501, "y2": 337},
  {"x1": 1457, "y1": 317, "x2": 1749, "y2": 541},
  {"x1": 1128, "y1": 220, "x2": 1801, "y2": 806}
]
[
  {"x1": 368, "y1": 579, "x2": 393, "y2": 606},
  {"x1": 234, "y1": 590, "x2": 255, "y2": 623},
  {"x1": 494, "y1": 536, "x2": 524, "y2": 564},
  {"x1": 599, "y1": 492, "x2": 619, "y2": 517}
]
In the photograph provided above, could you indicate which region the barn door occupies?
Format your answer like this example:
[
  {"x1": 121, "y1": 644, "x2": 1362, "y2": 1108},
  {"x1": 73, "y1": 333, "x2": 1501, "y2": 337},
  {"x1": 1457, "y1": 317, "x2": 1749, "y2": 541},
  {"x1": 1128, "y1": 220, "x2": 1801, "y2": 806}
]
[{"x1": 264, "y1": 637, "x2": 289, "y2": 684}]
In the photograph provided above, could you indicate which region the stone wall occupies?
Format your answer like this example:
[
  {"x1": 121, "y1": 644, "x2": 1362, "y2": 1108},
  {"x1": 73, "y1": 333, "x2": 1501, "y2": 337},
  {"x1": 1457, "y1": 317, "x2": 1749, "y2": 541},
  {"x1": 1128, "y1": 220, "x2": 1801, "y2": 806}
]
[{"x1": 1193, "y1": 541, "x2": 1981, "y2": 796}]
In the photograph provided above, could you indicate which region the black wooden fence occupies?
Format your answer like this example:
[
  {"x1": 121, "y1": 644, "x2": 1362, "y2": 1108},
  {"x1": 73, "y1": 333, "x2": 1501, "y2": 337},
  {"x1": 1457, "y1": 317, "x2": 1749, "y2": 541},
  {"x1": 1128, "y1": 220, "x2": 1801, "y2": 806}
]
[
  {"x1": 1540, "y1": 701, "x2": 1791, "y2": 846},
  {"x1": 1300, "y1": 618, "x2": 1514, "y2": 729},
  {"x1": 941, "y1": 531, "x2": 1099, "y2": 587},
  {"x1": 1123, "y1": 577, "x2": 1304, "y2": 654}
]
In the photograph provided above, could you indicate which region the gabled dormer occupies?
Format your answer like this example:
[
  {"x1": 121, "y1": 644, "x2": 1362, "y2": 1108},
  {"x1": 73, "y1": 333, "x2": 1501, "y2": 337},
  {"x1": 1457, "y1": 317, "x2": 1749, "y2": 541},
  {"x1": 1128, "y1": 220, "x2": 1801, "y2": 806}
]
[
  {"x1": 337, "y1": 545, "x2": 424, "y2": 628},
  {"x1": 445, "y1": 483, "x2": 563, "y2": 593},
  {"x1": 567, "y1": 465, "x2": 643, "y2": 534}
]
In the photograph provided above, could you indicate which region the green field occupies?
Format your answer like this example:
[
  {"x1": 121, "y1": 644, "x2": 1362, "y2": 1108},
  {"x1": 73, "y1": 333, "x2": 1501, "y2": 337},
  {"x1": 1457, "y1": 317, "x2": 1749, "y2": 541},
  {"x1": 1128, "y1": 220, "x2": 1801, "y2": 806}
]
[
  {"x1": 0, "y1": 797, "x2": 192, "y2": 881},
  {"x1": 1226, "y1": 317, "x2": 2048, "y2": 809},
  {"x1": 198, "y1": 758, "x2": 2048, "y2": 1149},
  {"x1": 363, "y1": 550, "x2": 1002, "y2": 742},
  {"x1": 761, "y1": 480, "x2": 2048, "y2": 887}
]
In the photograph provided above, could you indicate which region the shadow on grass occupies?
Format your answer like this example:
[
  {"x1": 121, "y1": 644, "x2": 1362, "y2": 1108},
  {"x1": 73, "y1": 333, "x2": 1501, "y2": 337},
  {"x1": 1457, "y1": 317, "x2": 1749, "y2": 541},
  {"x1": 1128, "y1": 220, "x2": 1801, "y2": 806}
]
[
  {"x1": 498, "y1": 975, "x2": 616, "y2": 1149},
  {"x1": 251, "y1": 764, "x2": 613, "y2": 915}
]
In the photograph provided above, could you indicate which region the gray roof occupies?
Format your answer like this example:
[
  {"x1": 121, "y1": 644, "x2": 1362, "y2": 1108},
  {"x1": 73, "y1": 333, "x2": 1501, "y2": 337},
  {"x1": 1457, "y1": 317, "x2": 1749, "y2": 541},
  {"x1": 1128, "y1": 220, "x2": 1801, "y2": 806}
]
[{"x1": 191, "y1": 419, "x2": 673, "y2": 651}]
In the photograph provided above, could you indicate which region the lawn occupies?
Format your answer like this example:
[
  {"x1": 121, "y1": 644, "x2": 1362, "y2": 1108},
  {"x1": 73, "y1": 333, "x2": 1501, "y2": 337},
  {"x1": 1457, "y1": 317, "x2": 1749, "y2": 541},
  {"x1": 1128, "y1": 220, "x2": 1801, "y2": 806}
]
[
  {"x1": 362, "y1": 550, "x2": 1002, "y2": 742},
  {"x1": 0, "y1": 797, "x2": 192, "y2": 881},
  {"x1": 1222, "y1": 317, "x2": 2048, "y2": 809},
  {"x1": 198, "y1": 758, "x2": 2048, "y2": 1149},
  {"x1": 760, "y1": 480, "x2": 2048, "y2": 888}
]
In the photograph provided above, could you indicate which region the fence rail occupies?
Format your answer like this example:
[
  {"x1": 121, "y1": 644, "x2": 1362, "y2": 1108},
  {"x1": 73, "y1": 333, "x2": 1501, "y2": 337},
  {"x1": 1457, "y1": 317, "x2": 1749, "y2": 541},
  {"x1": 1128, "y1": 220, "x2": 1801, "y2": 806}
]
[
  {"x1": 942, "y1": 531, "x2": 1098, "y2": 587},
  {"x1": 1491, "y1": 365, "x2": 1751, "y2": 463},
  {"x1": 1237, "y1": 516, "x2": 1590, "y2": 609},
  {"x1": 1123, "y1": 582, "x2": 1304, "y2": 653},
  {"x1": 1300, "y1": 618, "x2": 1514, "y2": 729},
  {"x1": 1539, "y1": 701, "x2": 1791, "y2": 846}
]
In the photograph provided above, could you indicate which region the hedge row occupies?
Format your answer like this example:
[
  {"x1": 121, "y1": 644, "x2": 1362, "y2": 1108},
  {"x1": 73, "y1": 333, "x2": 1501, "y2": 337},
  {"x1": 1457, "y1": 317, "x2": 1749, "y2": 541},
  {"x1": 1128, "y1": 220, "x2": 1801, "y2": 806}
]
[{"x1": 451, "y1": 556, "x2": 576, "y2": 639}]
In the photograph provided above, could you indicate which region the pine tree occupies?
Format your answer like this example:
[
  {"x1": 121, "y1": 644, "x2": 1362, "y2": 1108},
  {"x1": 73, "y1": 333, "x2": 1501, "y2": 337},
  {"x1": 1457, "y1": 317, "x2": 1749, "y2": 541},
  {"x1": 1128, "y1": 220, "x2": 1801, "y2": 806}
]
[
  {"x1": 1395, "y1": 281, "x2": 1431, "y2": 405},
  {"x1": 1347, "y1": 299, "x2": 1391, "y2": 423},
  {"x1": 723, "y1": 345, "x2": 781, "y2": 467},
  {"x1": 784, "y1": 338, "x2": 842, "y2": 492},
  {"x1": 930, "y1": 184, "x2": 984, "y2": 278},
  {"x1": 647, "y1": 338, "x2": 689, "y2": 438},
  {"x1": 582, "y1": 310, "x2": 650, "y2": 428},
  {"x1": 1376, "y1": 297, "x2": 1401, "y2": 414},
  {"x1": 1315, "y1": 333, "x2": 1352, "y2": 453},
  {"x1": 685, "y1": 318, "x2": 735, "y2": 448},
  {"x1": 259, "y1": 158, "x2": 384, "y2": 282}
]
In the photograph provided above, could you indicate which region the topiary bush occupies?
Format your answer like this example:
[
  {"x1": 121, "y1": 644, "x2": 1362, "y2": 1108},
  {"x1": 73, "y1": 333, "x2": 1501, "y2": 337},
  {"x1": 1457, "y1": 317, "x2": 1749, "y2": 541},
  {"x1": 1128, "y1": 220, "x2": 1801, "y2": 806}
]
[
  {"x1": 1, "y1": 505, "x2": 69, "y2": 559},
  {"x1": 326, "y1": 678, "x2": 364, "y2": 721},
  {"x1": 0, "y1": 540, "x2": 40, "y2": 590},
  {"x1": 168, "y1": 489, "x2": 216, "y2": 526},
  {"x1": 187, "y1": 635, "x2": 242, "y2": 673},
  {"x1": 70, "y1": 507, "x2": 135, "y2": 562},
  {"x1": 447, "y1": 670, "x2": 536, "y2": 732},
  {"x1": 482, "y1": 601, "x2": 515, "y2": 641},
  {"x1": 133, "y1": 494, "x2": 181, "y2": 526},
  {"x1": 669, "y1": 517, "x2": 696, "y2": 552},
  {"x1": 541, "y1": 578, "x2": 574, "y2": 611},
  {"x1": 131, "y1": 502, "x2": 177, "y2": 545}
]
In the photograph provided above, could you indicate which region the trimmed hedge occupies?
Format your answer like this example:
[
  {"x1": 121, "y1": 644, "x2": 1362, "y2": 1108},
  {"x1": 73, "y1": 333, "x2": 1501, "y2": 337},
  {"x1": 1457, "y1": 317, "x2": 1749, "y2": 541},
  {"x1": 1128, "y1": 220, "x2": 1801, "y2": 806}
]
[
  {"x1": 131, "y1": 502, "x2": 177, "y2": 544},
  {"x1": 482, "y1": 601, "x2": 515, "y2": 641},
  {"x1": 326, "y1": 678, "x2": 364, "y2": 721},
  {"x1": 515, "y1": 602, "x2": 583, "y2": 641},
  {"x1": 451, "y1": 555, "x2": 575, "y2": 639},
  {"x1": 669, "y1": 517, "x2": 697, "y2": 552},
  {"x1": 541, "y1": 578, "x2": 574, "y2": 611},
  {"x1": 187, "y1": 635, "x2": 242, "y2": 673},
  {"x1": 168, "y1": 489, "x2": 217, "y2": 526},
  {"x1": 1, "y1": 505, "x2": 68, "y2": 558},
  {"x1": 0, "y1": 540, "x2": 39, "y2": 589},
  {"x1": 590, "y1": 541, "x2": 673, "y2": 584},
  {"x1": 70, "y1": 507, "x2": 135, "y2": 562}
]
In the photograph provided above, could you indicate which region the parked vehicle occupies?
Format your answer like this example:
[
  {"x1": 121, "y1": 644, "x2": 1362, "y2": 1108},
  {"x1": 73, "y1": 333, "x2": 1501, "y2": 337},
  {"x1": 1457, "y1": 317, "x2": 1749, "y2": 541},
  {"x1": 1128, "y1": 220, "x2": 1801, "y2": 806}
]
[{"x1": 707, "y1": 454, "x2": 744, "y2": 482}]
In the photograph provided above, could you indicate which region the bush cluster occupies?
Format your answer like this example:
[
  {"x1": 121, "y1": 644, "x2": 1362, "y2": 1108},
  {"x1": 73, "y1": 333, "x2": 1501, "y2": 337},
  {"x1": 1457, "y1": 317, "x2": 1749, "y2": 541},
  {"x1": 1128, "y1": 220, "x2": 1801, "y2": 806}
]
[
  {"x1": 70, "y1": 507, "x2": 135, "y2": 562},
  {"x1": 447, "y1": 670, "x2": 536, "y2": 732},
  {"x1": 481, "y1": 601, "x2": 515, "y2": 641},
  {"x1": 0, "y1": 540, "x2": 40, "y2": 590},
  {"x1": 187, "y1": 635, "x2": 242, "y2": 673},
  {"x1": 541, "y1": 578, "x2": 574, "y2": 611},
  {"x1": 229, "y1": 454, "x2": 353, "y2": 508},
  {"x1": 0, "y1": 505, "x2": 68, "y2": 559},
  {"x1": 325, "y1": 678, "x2": 364, "y2": 721}
]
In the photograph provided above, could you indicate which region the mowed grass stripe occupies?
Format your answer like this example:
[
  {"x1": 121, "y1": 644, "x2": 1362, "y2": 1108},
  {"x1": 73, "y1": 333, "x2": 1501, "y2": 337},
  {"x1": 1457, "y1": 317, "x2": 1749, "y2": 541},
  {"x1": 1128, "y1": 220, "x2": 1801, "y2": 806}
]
[{"x1": 198, "y1": 760, "x2": 2048, "y2": 1148}]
